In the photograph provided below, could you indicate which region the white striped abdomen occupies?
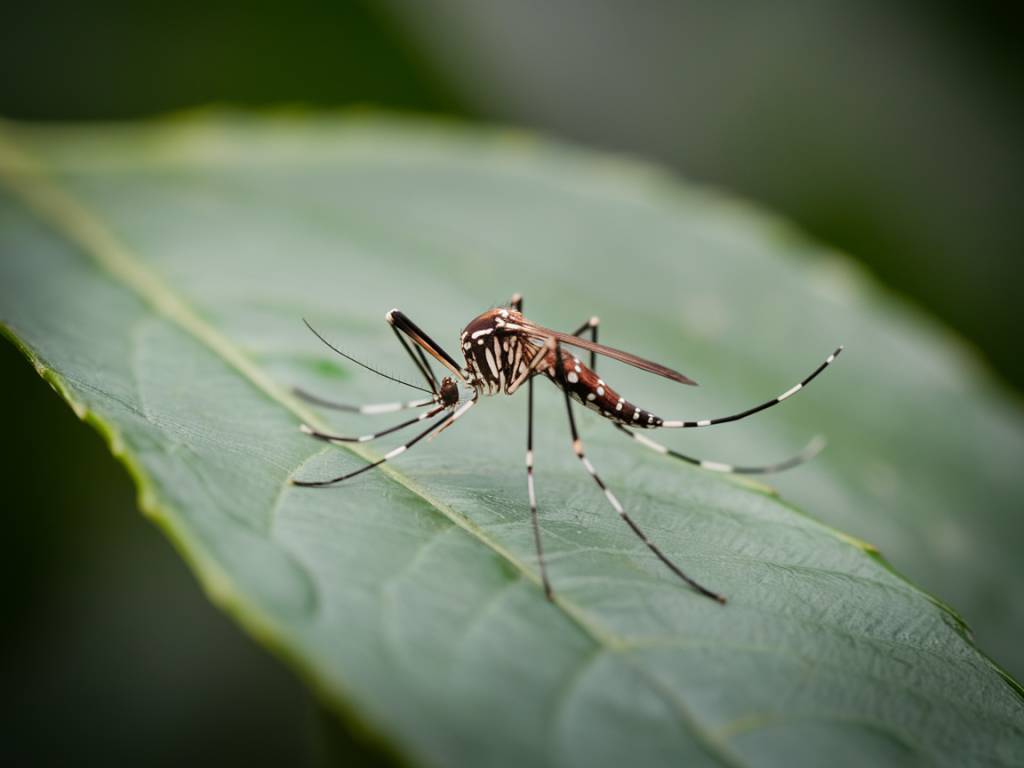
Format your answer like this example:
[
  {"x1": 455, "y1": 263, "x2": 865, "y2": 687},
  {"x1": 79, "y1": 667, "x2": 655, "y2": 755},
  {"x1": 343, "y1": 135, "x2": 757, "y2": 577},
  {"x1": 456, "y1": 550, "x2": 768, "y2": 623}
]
[{"x1": 544, "y1": 350, "x2": 664, "y2": 428}]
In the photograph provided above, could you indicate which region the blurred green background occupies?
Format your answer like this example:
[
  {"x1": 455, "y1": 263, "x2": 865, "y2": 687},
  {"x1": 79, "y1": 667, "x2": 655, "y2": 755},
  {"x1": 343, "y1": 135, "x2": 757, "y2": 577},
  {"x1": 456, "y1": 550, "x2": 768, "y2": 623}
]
[{"x1": 2, "y1": 1, "x2": 1021, "y2": 765}]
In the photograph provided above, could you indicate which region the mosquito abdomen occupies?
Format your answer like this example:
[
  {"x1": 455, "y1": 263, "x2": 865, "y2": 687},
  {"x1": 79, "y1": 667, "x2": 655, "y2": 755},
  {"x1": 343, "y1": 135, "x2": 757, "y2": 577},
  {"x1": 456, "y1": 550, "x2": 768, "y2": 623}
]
[{"x1": 547, "y1": 352, "x2": 664, "y2": 428}]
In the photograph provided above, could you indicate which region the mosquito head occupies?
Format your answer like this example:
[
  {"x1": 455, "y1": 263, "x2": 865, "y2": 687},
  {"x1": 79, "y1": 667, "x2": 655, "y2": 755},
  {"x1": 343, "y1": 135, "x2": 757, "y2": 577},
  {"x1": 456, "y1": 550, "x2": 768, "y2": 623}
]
[{"x1": 439, "y1": 377, "x2": 460, "y2": 407}]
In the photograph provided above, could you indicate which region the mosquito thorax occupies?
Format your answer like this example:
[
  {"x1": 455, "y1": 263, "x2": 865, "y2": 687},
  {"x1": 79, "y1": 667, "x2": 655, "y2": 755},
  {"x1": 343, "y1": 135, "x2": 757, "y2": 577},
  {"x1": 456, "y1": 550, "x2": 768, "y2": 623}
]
[
  {"x1": 459, "y1": 308, "x2": 532, "y2": 395},
  {"x1": 460, "y1": 307, "x2": 522, "y2": 340}
]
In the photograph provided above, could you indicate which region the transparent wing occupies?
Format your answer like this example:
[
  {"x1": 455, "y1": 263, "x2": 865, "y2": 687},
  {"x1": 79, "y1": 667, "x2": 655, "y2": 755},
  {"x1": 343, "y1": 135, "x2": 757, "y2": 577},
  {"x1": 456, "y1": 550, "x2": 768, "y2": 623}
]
[{"x1": 514, "y1": 319, "x2": 698, "y2": 386}]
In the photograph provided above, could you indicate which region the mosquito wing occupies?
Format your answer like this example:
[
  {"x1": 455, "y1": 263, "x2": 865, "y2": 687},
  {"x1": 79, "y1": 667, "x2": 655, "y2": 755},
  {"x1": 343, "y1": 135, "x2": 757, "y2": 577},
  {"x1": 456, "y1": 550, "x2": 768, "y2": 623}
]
[{"x1": 515, "y1": 320, "x2": 698, "y2": 386}]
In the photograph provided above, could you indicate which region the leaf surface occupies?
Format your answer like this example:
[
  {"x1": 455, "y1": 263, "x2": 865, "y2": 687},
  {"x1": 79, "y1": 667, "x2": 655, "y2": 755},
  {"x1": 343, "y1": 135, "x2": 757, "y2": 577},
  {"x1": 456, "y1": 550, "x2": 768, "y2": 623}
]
[{"x1": 1, "y1": 114, "x2": 1022, "y2": 767}]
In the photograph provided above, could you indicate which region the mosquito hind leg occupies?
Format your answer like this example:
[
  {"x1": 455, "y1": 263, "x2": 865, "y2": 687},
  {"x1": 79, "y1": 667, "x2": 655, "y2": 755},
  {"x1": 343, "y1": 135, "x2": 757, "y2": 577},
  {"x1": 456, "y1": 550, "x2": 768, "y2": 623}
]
[
  {"x1": 660, "y1": 347, "x2": 843, "y2": 429},
  {"x1": 570, "y1": 316, "x2": 600, "y2": 369},
  {"x1": 614, "y1": 424, "x2": 826, "y2": 474},
  {"x1": 507, "y1": 292, "x2": 596, "y2": 367},
  {"x1": 553, "y1": 342, "x2": 725, "y2": 603}
]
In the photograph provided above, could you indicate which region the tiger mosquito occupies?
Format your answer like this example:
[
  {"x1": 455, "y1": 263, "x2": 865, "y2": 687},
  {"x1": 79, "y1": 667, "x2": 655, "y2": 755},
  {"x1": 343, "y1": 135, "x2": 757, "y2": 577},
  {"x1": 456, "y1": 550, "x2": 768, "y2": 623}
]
[{"x1": 292, "y1": 295, "x2": 842, "y2": 604}]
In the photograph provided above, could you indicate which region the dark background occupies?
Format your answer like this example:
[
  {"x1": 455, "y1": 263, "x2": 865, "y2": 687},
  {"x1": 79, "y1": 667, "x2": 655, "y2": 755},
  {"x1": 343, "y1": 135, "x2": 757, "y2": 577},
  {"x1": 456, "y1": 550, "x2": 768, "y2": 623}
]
[{"x1": 2, "y1": 1, "x2": 1021, "y2": 765}]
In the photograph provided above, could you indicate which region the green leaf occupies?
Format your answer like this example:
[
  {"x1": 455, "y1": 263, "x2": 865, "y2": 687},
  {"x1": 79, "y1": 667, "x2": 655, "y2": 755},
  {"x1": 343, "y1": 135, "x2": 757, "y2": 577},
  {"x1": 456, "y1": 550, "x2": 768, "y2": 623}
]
[{"x1": 1, "y1": 114, "x2": 1022, "y2": 767}]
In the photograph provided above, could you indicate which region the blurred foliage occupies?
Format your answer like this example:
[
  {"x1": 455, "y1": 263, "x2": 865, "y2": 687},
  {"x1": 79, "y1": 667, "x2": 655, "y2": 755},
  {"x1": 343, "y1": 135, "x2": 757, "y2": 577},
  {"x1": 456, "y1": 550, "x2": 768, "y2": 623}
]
[
  {"x1": 380, "y1": 0, "x2": 1024, "y2": 392},
  {"x1": 0, "y1": 0, "x2": 459, "y2": 120}
]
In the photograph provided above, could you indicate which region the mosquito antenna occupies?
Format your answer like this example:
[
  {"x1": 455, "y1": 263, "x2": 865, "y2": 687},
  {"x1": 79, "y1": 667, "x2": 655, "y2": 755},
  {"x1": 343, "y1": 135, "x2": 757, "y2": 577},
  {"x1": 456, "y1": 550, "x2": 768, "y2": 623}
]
[{"x1": 302, "y1": 319, "x2": 433, "y2": 394}]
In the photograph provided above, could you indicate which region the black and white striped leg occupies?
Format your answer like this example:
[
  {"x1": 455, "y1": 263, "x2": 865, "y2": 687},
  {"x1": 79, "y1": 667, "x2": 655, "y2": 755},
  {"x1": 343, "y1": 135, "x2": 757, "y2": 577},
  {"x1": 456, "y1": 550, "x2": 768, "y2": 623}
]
[
  {"x1": 301, "y1": 405, "x2": 446, "y2": 444},
  {"x1": 506, "y1": 339, "x2": 554, "y2": 395},
  {"x1": 391, "y1": 324, "x2": 440, "y2": 396},
  {"x1": 554, "y1": 343, "x2": 726, "y2": 604},
  {"x1": 525, "y1": 375, "x2": 553, "y2": 600},
  {"x1": 570, "y1": 316, "x2": 600, "y2": 370},
  {"x1": 386, "y1": 309, "x2": 468, "y2": 383},
  {"x1": 615, "y1": 424, "x2": 826, "y2": 474},
  {"x1": 428, "y1": 391, "x2": 479, "y2": 441},
  {"x1": 293, "y1": 389, "x2": 437, "y2": 415},
  {"x1": 292, "y1": 396, "x2": 477, "y2": 487},
  {"x1": 661, "y1": 347, "x2": 843, "y2": 429},
  {"x1": 508, "y1": 294, "x2": 553, "y2": 597},
  {"x1": 292, "y1": 411, "x2": 447, "y2": 487}
]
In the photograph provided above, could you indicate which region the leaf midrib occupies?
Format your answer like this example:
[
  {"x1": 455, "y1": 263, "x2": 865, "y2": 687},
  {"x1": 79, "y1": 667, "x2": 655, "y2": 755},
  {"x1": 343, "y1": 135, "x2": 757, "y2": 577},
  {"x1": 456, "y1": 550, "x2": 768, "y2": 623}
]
[{"x1": 0, "y1": 126, "x2": 749, "y2": 767}]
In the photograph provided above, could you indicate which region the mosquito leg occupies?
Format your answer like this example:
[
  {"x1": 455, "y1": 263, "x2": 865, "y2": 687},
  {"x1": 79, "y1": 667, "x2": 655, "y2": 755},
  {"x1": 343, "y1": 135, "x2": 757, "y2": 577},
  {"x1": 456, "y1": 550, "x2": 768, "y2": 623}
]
[
  {"x1": 614, "y1": 424, "x2": 826, "y2": 474},
  {"x1": 392, "y1": 325, "x2": 439, "y2": 395},
  {"x1": 553, "y1": 342, "x2": 725, "y2": 603},
  {"x1": 387, "y1": 309, "x2": 467, "y2": 383},
  {"x1": 507, "y1": 295, "x2": 550, "y2": 599},
  {"x1": 428, "y1": 390, "x2": 479, "y2": 440},
  {"x1": 506, "y1": 339, "x2": 553, "y2": 396},
  {"x1": 660, "y1": 347, "x2": 843, "y2": 429},
  {"x1": 292, "y1": 412, "x2": 447, "y2": 487},
  {"x1": 524, "y1": 375, "x2": 553, "y2": 600},
  {"x1": 293, "y1": 389, "x2": 437, "y2": 414},
  {"x1": 570, "y1": 315, "x2": 600, "y2": 369},
  {"x1": 413, "y1": 345, "x2": 440, "y2": 389},
  {"x1": 292, "y1": 396, "x2": 477, "y2": 487},
  {"x1": 300, "y1": 405, "x2": 445, "y2": 444}
]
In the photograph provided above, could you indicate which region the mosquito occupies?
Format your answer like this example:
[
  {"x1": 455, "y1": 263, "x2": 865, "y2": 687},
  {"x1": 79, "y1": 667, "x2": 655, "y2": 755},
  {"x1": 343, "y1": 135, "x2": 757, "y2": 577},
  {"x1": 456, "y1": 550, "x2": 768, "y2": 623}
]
[{"x1": 291, "y1": 294, "x2": 842, "y2": 604}]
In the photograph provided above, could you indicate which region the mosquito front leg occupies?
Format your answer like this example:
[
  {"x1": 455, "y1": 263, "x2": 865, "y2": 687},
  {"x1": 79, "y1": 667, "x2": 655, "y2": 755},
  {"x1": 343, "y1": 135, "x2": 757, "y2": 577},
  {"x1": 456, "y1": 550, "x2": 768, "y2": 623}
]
[
  {"x1": 391, "y1": 324, "x2": 440, "y2": 395},
  {"x1": 291, "y1": 410, "x2": 449, "y2": 487},
  {"x1": 553, "y1": 342, "x2": 726, "y2": 603},
  {"x1": 387, "y1": 309, "x2": 467, "y2": 384},
  {"x1": 292, "y1": 394, "x2": 478, "y2": 487}
]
